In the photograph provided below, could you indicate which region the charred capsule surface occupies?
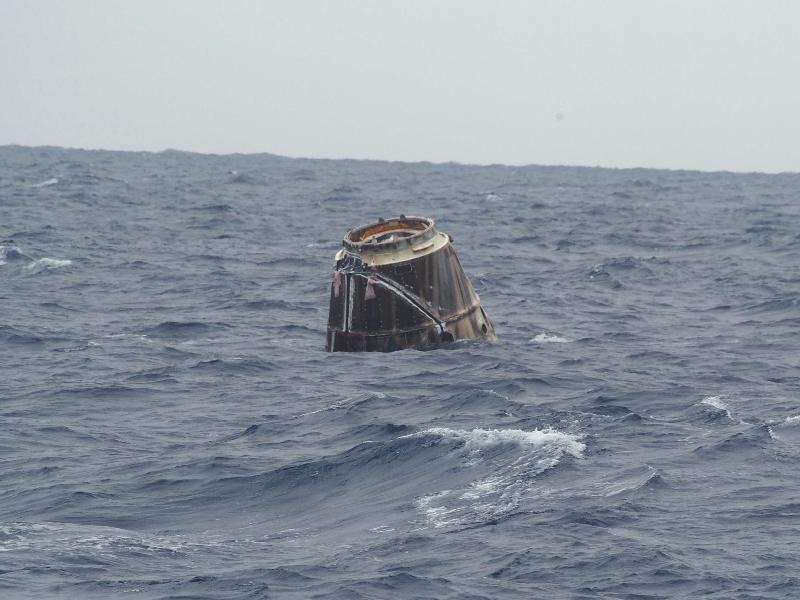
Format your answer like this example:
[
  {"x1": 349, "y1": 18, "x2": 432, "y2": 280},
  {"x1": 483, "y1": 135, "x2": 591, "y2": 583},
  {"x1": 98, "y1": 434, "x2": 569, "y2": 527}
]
[{"x1": 325, "y1": 216, "x2": 496, "y2": 352}]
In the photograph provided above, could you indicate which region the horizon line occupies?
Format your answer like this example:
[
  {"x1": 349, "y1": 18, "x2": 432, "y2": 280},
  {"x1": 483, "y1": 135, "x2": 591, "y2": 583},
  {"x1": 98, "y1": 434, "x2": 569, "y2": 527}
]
[{"x1": 1, "y1": 142, "x2": 797, "y2": 177}]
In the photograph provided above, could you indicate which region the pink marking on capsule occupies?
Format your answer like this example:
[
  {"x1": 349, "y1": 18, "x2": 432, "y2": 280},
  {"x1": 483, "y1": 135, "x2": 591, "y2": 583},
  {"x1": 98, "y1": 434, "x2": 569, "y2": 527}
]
[
  {"x1": 364, "y1": 274, "x2": 378, "y2": 301},
  {"x1": 333, "y1": 270, "x2": 342, "y2": 297}
]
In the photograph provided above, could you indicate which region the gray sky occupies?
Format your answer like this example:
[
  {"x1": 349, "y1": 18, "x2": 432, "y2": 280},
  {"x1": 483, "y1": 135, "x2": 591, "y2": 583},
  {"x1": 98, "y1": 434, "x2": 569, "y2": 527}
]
[{"x1": 2, "y1": 0, "x2": 799, "y2": 172}]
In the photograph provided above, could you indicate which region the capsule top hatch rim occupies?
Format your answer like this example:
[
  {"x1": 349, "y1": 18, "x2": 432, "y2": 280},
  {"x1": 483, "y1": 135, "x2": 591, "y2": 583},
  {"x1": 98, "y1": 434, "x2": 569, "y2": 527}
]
[
  {"x1": 342, "y1": 215, "x2": 437, "y2": 253},
  {"x1": 339, "y1": 215, "x2": 453, "y2": 266}
]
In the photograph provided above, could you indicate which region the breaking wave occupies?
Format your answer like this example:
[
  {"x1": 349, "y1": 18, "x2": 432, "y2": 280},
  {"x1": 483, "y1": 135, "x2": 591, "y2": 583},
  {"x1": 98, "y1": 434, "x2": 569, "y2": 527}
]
[
  {"x1": 28, "y1": 177, "x2": 59, "y2": 188},
  {"x1": 699, "y1": 395, "x2": 735, "y2": 421},
  {"x1": 23, "y1": 257, "x2": 73, "y2": 273},
  {"x1": 0, "y1": 244, "x2": 28, "y2": 265},
  {"x1": 406, "y1": 427, "x2": 584, "y2": 528},
  {"x1": 531, "y1": 333, "x2": 572, "y2": 344}
]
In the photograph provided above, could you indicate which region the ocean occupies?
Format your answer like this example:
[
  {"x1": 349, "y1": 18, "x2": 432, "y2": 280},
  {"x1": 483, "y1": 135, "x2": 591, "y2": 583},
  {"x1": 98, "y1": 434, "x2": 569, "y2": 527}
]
[{"x1": 1, "y1": 145, "x2": 799, "y2": 599}]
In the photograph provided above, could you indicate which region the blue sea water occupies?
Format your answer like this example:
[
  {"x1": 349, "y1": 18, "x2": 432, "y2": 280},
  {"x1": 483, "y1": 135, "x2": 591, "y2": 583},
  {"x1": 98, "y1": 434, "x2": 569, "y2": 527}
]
[{"x1": 1, "y1": 145, "x2": 800, "y2": 599}]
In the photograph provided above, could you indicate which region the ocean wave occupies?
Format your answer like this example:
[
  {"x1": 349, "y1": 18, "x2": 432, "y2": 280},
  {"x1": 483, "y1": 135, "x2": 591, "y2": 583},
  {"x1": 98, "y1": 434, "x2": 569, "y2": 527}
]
[
  {"x1": 766, "y1": 414, "x2": 800, "y2": 445},
  {"x1": 156, "y1": 425, "x2": 586, "y2": 536},
  {"x1": 0, "y1": 332, "x2": 42, "y2": 345},
  {"x1": 698, "y1": 396, "x2": 736, "y2": 422},
  {"x1": 402, "y1": 427, "x2": 584, "y2": 456},
  {"x1": 0, "y1": 521, "x2": 217, "y2": 559},
  {"x1": 0, "y1": 244, "x2": 28, "y2": 265},
  {"x1": 700, "y1": 396, "x2": 728, "y2": 411},
  {"x1": 585, "y1": 256, "x2": 674, "y2": 288},
  {"x1": 189, "y1": 357, "x2": 274, "y2": 374},
  {"x1": 742, "y1": 297, "x2": 800, "y2": 313},
  {"x1": 598, "y1": 466, "x2": 667, "y2": 497},
  {"x1": 586, "y1": 264, "x2": 623, "y2": 288},
  {"x1": 406, "y1": 427, "x2": 584, "y2": 528},
  {"x1": 4, "y1": 145, "x2": 800, "y2": 598},
  {"x1": 102, "y1": 333, "x2": 153, "y2": 344},
  {"x1": 0, "y1": 325, "x2": 65, "y2": 345},
  {"x1": 144, "y1": 321, "x2": 216, "y2": 339},
  {"x1": 23, "y1": 257, "x2": 73, "y2": 273},
  {"x1": 27, "y1": 177, "x2": 59, "y2": 188},
  {"x1": 239, "y1": 299, "x2": 301, "y2": 311},
  {"x1": 582, "y1": 402, "x2": 642, "y2": 422},
  {"x1": 193, "y1": 202, "x2": 235, "y2": 213},
  {"x1": 693, "y1": 425, "x2": 773, "y2": 455},
  {"x1": 530, "y1": 333, "x2": 572, "y2": 344}
]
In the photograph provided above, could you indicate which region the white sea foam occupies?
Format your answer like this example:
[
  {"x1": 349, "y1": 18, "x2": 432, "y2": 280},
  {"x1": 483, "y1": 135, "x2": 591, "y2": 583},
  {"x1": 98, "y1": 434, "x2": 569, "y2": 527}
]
[
  {"x1": 0, "y1": 522, "x2": 192, "y2": 555},
  {"x1": 24, "y1": 257, "x2": 73, "y2": 273},
  {"x1": 530, "y1": 333, "x2": 572, "y2": 344},
  {"x1": 700, "y1": 395, "x2": 734, "y2": 420},
  {"x1": 700, "y1": 396, "x2": 730, "y2": 414},
  {"x1": 701, "y1": 396, "x2": 727, "y2": 410},
  {"x1": 0, "y1": 244, "x2": 24, "y2": 265},
  {"x1": 103, "y1": 333, "x2": 152, "y2": 344},
  {"x1": 28, "y1": 177, "x2": 59, "y2": 188},
  {"x1": 368, "y1": 525, "x2": 395, "y2": 534},
  {"x1": 0, "y1": 521, "x2": 270, "y2": 557},
  {"x1": 769, "y1": 415, "x2": 800, "y2": 443},
  {"x1": 407, "y1": 427, "x2": 585, "y2": 456},
  {"x1": 299, "y1": 392, "x2": 387, "y2": 418},
  {"x1": 408, "y1": 427, "x2": 584, "y2": 528}
]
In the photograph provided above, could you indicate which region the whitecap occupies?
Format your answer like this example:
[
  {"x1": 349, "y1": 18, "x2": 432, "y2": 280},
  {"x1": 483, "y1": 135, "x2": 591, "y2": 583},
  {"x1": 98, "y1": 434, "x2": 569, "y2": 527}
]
[
  {"x1": 407, "y1": 427, "x2": 584, "y2": 528},
  {"x1": 103, "y1": 333, "x2": 152, "y2": 344},
  {"x1": 530, "y1": 333, "x2": 572, "y2": 344},
  {"x1": 0, "y1": 244, "x2": 26, "y2": 265},
  {"x1": 0, "y1": 521, "x2": 240, "y2": 557},
  {"x1": 24, "y1": 258, "x2": 73, "y2": 273},
  {"x1": 699, "y1": 395, "x2": 735, "y2": 420},
  {"x1": 368, "y1": 525, "x2": 395, "y2": 534},
  {"x1": 698, "y1": 395, "x2": 743, "y2": 423},
  {"x1": 701, "y1": 396, "x2": 728, "y2": 411},
  {"x1": 406, "y1": 427, "x2": 585, "y2": 457},
  {"x1": 28, "y1": 178, "x2": 59, "y2": 188},
  {"x1": 297, "y1": 396, "x2": 353, "y2": 417},
  {"x1": 768, "y1": 415, "x2": 800, "y2": 444}
]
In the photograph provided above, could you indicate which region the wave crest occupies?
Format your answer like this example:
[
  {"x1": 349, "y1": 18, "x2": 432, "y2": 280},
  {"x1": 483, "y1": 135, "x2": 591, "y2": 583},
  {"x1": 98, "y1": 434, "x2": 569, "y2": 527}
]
[
  {"x1": 407, "y1": 427, "x2": 584, "y2": 528},
  {"x1": 24, "y1": 257, "x2": 73, "y2": 273},
  {"x1": 530, "y1": 333, "x2": 572, "y2": 344}
]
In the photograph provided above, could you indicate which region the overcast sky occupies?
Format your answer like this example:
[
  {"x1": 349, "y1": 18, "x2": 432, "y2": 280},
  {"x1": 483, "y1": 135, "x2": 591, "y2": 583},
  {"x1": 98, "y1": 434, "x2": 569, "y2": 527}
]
[{"x1": 2, "y1": 1, "x2": 799, "y2": 172}]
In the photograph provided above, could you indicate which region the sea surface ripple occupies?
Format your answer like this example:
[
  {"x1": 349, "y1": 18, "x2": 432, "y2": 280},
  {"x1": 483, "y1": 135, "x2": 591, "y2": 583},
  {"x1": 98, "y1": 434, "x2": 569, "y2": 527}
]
[{"x1": 2, "y1": 145, "x2": 800, "y2": 599}]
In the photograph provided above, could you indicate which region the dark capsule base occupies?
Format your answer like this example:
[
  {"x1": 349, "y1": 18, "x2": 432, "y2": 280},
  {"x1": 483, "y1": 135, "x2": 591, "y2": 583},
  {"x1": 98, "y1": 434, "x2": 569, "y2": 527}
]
[{"x1": 326, "y1": 302, "x2": 493, "y2": 352}]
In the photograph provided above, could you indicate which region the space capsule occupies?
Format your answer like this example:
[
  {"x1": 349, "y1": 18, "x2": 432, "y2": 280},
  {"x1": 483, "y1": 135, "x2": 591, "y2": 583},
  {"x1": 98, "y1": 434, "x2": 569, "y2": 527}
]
[{"x1": 325, "y1": 216, "x2": 496, "y2": 352}]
